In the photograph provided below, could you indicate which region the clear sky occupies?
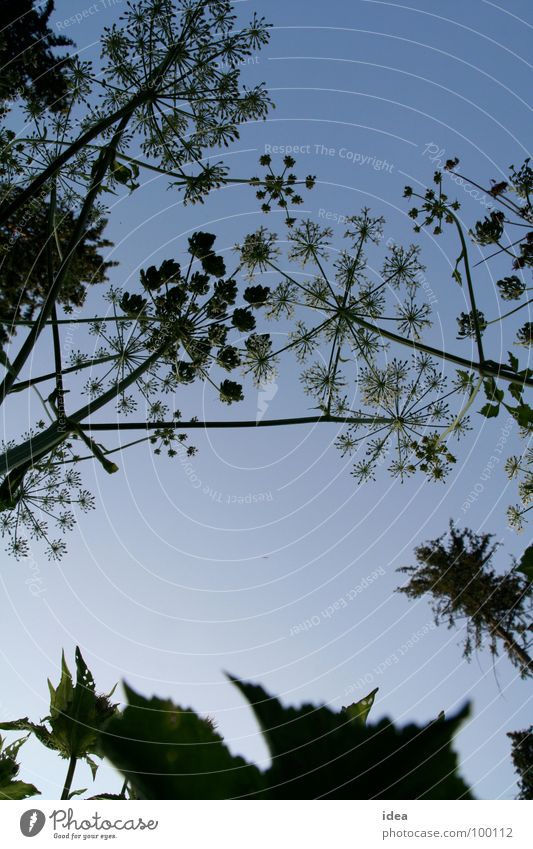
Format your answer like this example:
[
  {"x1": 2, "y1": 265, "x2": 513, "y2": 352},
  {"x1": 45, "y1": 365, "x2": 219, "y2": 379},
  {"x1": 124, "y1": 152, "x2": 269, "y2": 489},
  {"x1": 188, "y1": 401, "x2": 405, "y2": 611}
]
[{"x1": 0, "y1": 0, "x2": 531, "y2": 799}]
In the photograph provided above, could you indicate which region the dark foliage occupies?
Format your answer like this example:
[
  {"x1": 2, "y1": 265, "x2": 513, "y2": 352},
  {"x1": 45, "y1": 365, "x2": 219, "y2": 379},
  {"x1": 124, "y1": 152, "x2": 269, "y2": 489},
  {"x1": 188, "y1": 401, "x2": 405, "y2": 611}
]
[
  {"x1": 397, "y1": 524, "x2": 532, "y2": 676},
  {"x1": 507, "y1": 726, "x2": 533, "y2": 799},
  {"x1": 99, "y1": 676, "x2": 472, "y2": 800},
  {"x1": 0, "y1": 1, "x2": 72, "y2": 112},
  {"x1": 0, "y1": 187, "x2": 115, "y2": 342}
]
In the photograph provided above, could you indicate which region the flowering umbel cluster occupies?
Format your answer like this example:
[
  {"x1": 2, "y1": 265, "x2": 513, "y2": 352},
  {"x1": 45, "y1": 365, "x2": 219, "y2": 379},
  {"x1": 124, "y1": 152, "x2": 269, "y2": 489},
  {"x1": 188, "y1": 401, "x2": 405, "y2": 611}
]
[
  {"x1": 0, "y1": 223, "x2": 290, "y2": 558},
  {"x1": 403, "y1": 165, "x2": 533, "y2": 528},
  {"x1": 0, "y1": 441, "x2": 95, "y2": 561},
  {"x1": 1, "y1": 0, "x2": 273, "y2": 211},
  {"x1": 0, "y1": 0, "x2": 316, "y2": 561},
  {"x1": 236, "y1": 207, "x2": 470, "y2": 484}
]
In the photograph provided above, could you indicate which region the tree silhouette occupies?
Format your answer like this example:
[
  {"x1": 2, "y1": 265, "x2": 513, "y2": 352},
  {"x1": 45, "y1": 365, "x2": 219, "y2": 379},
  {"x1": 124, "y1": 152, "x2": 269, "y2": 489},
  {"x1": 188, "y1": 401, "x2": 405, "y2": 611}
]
[
  {"x1": 0, "y1": 1, "x2": 72, "y2": 112},
  {"x1": 0, "y1": 187, "x2": 115, "y2": 343},
  {"x1": 397, "y1": 524, "x2": 533, "y2": 677},
  {"x1": 508, "y1": 726, "x2": 533, "y2": 799}
]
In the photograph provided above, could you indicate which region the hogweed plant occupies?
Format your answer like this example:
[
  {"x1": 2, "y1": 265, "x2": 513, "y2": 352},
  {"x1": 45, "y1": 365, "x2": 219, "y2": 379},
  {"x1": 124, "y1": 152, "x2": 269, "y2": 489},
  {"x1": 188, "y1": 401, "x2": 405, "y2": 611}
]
[
  {"x1": 2, "y1": 162, "x2": 532, "y2": 557},
  {"x1": 0, "y1": 0, "x2": 314, "y2": 558},
  {"x1": 0, "y1": 1, "x2": 531, "y2": 560},
  {"x1": 234, "y1": 161, "x2": 532, "y2": 503}
]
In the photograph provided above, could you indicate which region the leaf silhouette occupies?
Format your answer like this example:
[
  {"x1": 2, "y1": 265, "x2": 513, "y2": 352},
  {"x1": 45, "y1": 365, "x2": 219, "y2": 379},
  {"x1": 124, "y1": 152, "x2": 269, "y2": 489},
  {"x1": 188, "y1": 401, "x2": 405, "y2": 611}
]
[{"x1": 99, "y1": 683, "x2": 264, "y2": 799}]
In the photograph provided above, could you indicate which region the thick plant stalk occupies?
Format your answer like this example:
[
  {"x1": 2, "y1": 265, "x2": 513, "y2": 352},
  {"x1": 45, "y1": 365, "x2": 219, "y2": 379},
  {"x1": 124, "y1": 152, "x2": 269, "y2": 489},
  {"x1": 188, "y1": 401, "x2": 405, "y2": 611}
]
[
  {"x1": 61, "y1": 755, "x2": 77, "y2": 801},
  {"x1": 0, "y1": 116, "x2": 130, "y2": 405}
]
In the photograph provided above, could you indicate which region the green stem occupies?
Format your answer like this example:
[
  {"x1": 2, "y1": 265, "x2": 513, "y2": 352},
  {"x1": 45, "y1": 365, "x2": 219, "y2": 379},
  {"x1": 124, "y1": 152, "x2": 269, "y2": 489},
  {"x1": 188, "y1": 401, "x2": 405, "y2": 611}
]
[
  {"x1": 344, "y1": 310, "x2": 527, "y2": 385},
  {"x1": 0, "y1": 342, "x2": 168, "y2": 476},
  {"x1": 0, "y1": 89, "x2": 151, "y2": 226},
  {"x1": 2, "y1": 315, "x2": 159, "y2": 327},
  {"x1": 81, "y1": 414, "x2": 395, "y2": 432},
  {"x1": 436, "y1": 376, "x2": 484, "y2": 445},
  {"x1": 263, "y1": 258, "x2": 528, "y2": 386},
  {"x1": 448, "y1": 212, "x2": 485, "y2": 364},
  {"x1": 486, "y1": 298, "x2": 533, "y2": 326},
  {"x1": 48, "y1": 184, "x2": 67, "y2": 427},
  {"x1": 0, "y1": 115, "x2": 130, "y2": 405},
  {"x1": 9, "y1": 354, "x2": 120, "y2": 394},
  {"x1": 61, "y1": 755, "x2": 77, "y2": 801},
  {"x1": 13, "y1": 137, "x2": 310, "y2": 189}
]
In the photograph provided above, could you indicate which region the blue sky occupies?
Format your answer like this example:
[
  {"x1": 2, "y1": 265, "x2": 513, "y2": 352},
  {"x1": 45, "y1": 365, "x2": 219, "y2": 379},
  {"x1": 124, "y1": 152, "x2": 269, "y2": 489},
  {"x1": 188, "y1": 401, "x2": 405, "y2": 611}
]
[{"x1": 0, "y1": 0, "x2": 531, "y2": 799}]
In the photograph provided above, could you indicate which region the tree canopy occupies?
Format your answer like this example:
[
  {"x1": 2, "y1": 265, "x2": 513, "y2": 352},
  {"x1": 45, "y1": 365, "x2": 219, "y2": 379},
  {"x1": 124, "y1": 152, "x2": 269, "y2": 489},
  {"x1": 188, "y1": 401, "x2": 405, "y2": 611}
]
[
  {"x1": 0, "y1": 1, "x2": 72, "y2": 112},
  {"x1": 397, "y1": 524, "x2": 532, "y2": 678}
]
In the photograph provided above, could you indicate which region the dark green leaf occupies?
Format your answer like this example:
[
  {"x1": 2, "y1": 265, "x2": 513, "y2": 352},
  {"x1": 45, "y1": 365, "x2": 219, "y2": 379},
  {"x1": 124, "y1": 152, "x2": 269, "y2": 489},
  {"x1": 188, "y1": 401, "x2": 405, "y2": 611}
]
[
  {"x1": 341, "y1": 688, "x2": 378, "y2": 725},
  {"x1": 517, "y1": 545, "x2": 533, "y2": 583},
  {"x1": 230, "y1": 677, "x2": 472, "y2": 799},
  {"x1": 44, "y1": 647, "x2": 118, "y2": 760},
  {"x1": 0, "y1": 780, "x2": 40, "y2": 800},
  {"x1": 517, "y1": 404, "x2": 533, "y2": 429},
  {"x1": 0, "y1": 735, "x2": 39, "y2": 799},
  {"x1": 99, "y1": 683, "x2": 264, "y2": 799},
  {"x1": 483, "y1": 378, "x2": 504, "y2": 403},
  {"x1": 509, "y1": 382, "x2": 524, "y2": 401},
  {"x1": 479, "y1": 403, "x2": 500, "y2": 419},
  {"x1": 0, "y1": 719, "x2": 54, "y2": 750},
  {"x1": 508, "y1": 352, "x2": 519, "y2": 373},
  {"x1": 68, "y1": 788, "x2": 87, "y2": 799}
]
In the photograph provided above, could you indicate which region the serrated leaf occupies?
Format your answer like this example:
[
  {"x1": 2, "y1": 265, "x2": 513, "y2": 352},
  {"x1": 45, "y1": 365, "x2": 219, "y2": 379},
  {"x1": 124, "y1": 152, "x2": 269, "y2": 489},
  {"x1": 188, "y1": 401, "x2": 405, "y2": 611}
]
[
  {"x1": 230, "y1": 677, "x2": 472, "y2": 799},
  {"x1": 0, "y1": 719, "x2": 54, "y2": 751},
  {"x1": 504, "y1": 403, "x2": 533, "y2": 429},
  {"x1": 517, "y1": 545, "x2": 533, "y2": 583},
  {"x1": 479, "y1": 403, "x2": 500, "y2": 419},
  {"x1": 508, "y1": 352, "x2": 519, "y2": 373},
  {"x1": 68, "y1": 788, "x2": 87, "y2": 799},
  {"x1": 99, "y1": 683, "x2": 264, "y2": 799},
  {"x1": 86, "y1": 792, "x2": 125, "y2": 800},
  {"x1": 509, "y1": 382, "x2": 524, "y2": 401},
  {"x1": 0, "y1": 735, "x2": 39, "y2": 799},
  {"x1": 44, "y1": 647, "x2": 118, "y2": 760},
  {"x1": 483, "y1": 377, "x2": 503, "y2": 403},
  {"x1": 341, "y1": 688, "x2": 379, "y2": 725},
  {"x1": 483, "y1": 377, "x2": 497, "y2": 398},
  {"x1": 0, "y1": 780, "x2": 39, "y2": 800}
]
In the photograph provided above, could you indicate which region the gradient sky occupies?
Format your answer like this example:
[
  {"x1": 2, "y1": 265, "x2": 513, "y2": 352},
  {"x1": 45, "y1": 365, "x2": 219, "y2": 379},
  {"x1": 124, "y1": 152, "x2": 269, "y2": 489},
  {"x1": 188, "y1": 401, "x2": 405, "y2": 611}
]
[{"x1": 1, "y1": 0, "x2": 531, "y2": 800}]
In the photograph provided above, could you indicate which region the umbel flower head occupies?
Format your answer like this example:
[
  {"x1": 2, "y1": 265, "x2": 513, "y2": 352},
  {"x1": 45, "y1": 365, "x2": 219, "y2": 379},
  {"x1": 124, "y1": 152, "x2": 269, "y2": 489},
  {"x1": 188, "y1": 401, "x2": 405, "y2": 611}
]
[{"x1": 234, "y1": 202, "x2": 472, "y2": 486}]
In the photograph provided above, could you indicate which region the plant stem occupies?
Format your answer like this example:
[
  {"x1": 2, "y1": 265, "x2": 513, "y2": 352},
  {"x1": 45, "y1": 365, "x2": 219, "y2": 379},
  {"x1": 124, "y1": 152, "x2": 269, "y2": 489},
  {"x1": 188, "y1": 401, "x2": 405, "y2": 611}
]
[
  {"x1": 9, "y1": 354, "x2": 120, "y2": 393},
  {"x1": 0, "y1": 116, "x2": 130, "y2": 405},
  {"x1": 14, "y1": 137, "x2": 310, "y2": 190},
  {"x1": 80, "y1": 414, "x2": 393, "y2": 432},
  {"x1": 0, "y1": 342, "x2": 169, "y2": 475},
  {"x1": 450, "y1": 211, "x2": 486, "y2": 364},
  {"x1": 61, "y1": 755, "x2": 78, "y2": 801},
  {"x1": 0, "y1": 90, "x2": 150, "y2": 226}
]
